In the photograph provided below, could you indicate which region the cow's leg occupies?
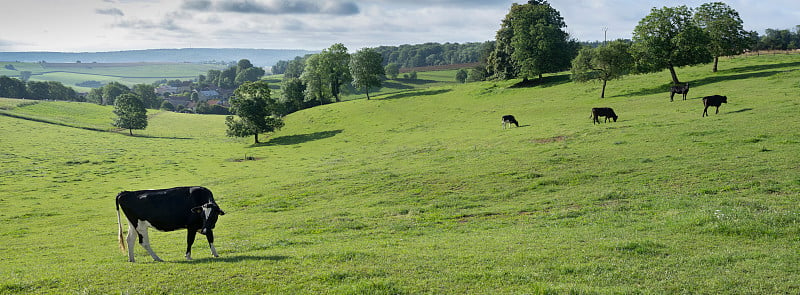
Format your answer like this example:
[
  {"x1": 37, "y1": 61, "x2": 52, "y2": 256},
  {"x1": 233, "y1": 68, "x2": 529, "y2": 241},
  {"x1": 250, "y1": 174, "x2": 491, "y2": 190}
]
[
  {"x1": 205, "y1": 230, "x2": 220, "y2": 258},
  {"x1": 703, "y1": 106, "x2": 709, "y2": 117},
  {"x1": 715, "y1": 106, "x2": 720, "y2": 114},
  {"x1": 670, "y1": 92, "x2": 675, "y2": 102},
  {"x1": 185, "y1": 229, "x2": 197, "y2": 260},
  {"x1": 126, "y1": 222, "x2": 138, "y2": 262},
  {"x1": 135, "y1": 221, "x2": 163, "y2": 262}
]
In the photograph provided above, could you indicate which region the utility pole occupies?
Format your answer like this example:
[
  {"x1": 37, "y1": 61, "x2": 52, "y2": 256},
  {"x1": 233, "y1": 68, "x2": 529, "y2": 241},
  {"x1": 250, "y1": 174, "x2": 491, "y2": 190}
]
[{"x1": 602, "y1": 26, "x2": 608, "y2": 46}]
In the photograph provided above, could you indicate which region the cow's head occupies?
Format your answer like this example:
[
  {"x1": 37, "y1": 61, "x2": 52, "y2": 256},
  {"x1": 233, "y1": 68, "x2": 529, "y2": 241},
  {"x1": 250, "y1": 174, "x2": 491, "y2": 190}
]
[{"x1": 192, "y1": 202, "x2": 225, "y2": 235}]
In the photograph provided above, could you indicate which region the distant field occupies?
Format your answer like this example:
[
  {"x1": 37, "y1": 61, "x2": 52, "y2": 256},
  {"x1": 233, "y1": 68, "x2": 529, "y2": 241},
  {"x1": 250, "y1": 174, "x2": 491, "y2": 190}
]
[
  {"x1": 0, "y1": 61, "x2": 227, "y2": 92},
  {"x1": 1, "y1": 54, "x2": 800, "y2": 294}
]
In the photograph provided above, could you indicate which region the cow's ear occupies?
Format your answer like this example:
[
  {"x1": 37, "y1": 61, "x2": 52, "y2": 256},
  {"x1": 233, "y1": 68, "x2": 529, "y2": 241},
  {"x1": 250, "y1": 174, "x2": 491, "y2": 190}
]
[{"x1": 191, "y1": 206, "x2": 203, "y2": 213}]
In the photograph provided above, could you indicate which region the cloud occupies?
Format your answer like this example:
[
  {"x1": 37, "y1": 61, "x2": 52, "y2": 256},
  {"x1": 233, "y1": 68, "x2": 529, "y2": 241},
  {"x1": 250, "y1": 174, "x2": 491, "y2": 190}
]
[
  {"x1": 113, "y1": 18, "x2": 186, "y2": 32},
  {"x1": 181, "y1": 0, "x2": 359, "y2": 15},
  {"x1": 96, "y1": 8, "x2": 125, "y2": 16},
  {"x1": 182, "y1": 0, "x2": 212, "y2": 10}
]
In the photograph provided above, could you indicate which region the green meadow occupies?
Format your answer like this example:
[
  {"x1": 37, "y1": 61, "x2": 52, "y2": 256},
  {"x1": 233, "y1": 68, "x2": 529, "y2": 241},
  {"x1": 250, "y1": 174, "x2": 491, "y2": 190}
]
[{"x1": 1, "y1": 53, "x2": 799, "y2": 294}]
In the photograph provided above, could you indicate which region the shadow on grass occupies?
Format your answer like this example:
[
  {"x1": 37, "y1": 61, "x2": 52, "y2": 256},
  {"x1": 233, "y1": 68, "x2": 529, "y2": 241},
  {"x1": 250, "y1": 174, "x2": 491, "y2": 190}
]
[
  {"x1": 176, "y1": 255, "x2": 290, "y2": 264},
  {"x1": 729, "y1": 108, "x2": 754, "y2": 114},
  {"x1": 509, "y1": 74, "x2": 571, "y2": 88},
  {"x1": 128, "y1": 133, "x2": 193, "y2": 140},
  {"x1": 377, "y1": 89, "x2": 452, "y2": 100},
  {"x1": 251, "y1": 129, "x2": 343, "y2": 147},
  {"x1": 620, "y1": 66, "x2": 799, "y2": 98}
]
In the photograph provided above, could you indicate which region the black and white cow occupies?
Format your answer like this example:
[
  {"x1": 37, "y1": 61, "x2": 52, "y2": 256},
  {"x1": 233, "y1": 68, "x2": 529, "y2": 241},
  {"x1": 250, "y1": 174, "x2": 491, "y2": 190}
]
[
  {"x1": 702, "y1": 95, "x2": 727, "y2": 117},
  {"x1": 590, "y1": 107, "x2": 618, "y2": 124},
  {"x1": 116, "y1": 186, "x2": 225, "y2": 262},
  {"x1": 502, "y1": 115, "x2": 519, "y2": 129}
]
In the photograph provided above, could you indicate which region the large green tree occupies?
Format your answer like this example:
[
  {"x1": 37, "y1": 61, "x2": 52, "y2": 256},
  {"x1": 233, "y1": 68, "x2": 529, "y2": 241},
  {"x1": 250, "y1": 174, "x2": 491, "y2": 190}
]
[
  {"x1": 112, "y1": 93, "x2": 148, "y2": 136},
  {"x1": 693, "y1": 2, "x2": 752, "y2": 72},
  {"x1": 489, "y1": 0, "x2": 578, "y2": 81},
  {"x1": 349, "y1": 48, "x2": 384, "y2": 100},
  {"x1": 631, "y1": 5, "x2": 712, "y2": 84},
  {"x1": 320, "y1": 43, "x2": 352, "y2": 102},
  {"x1": 301, "y1": 54, "x2": 331, "y2": 106},
  {"x1": 226, "y1": 80, "x2": 284, "y2": 144},
  {"x1": 102, "y1": 82, "x2": 131, "y2": 105},
  {"x1": 571, "y1": 40, "x2": 634, "y2": 98}
]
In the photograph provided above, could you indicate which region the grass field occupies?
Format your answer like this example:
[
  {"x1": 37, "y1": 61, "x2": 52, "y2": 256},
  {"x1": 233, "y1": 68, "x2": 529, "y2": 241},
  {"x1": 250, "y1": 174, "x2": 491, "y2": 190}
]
[{"x1": 1, "y1": 53, "x2": 800, "y2": 294}]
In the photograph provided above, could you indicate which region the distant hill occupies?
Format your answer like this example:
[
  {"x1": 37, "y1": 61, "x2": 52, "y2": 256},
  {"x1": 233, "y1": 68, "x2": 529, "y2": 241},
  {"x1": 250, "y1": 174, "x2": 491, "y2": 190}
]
[{"x1": 0, "y1": 48, "x2": 317, "y2": 67}]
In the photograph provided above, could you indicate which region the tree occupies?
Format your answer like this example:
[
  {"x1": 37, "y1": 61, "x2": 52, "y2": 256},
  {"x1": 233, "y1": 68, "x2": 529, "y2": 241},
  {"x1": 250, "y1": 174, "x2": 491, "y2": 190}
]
[
  {"x1": 301, "y1": 54, "x2": 331, "y2": 106},
  {"x1": 511, "y1": 0, "x2": 577, "y2": 80},
  {"x1": 489, "y1": 0, "x2": 578, "y2": 81},
  {"x1": 19, "y1": 71, "x2": 32, "y2": 82},
  {"x1": 102, "y1": 82, "x2": 131, "y2": 105},
  {"x1": 284, "y1": 56, "x2": 307, "y2": 79},
  {"x1": 349, "y1": 48, "x2": 385, "y2": 100},
  {"x1": 0, "y1": 76, "x2": 27, "y2": 98},
  {"x1": 385, "y1": 63, "x2": 401, "y2": 79},
  {"x1": 160, "y1": 101, "x2": 175, "y2": 111},
  {"x1": 455, "y1": 69, "x2": 468, "y2": 83},
  {"x1": 112, "y1": 93, "x2": 148, "y2": 136},
  {"x1": 279, "y1": 78, "x2": 306, "y2": 115},
  {"x1": 26, "y1": 81, "x2": 50, "y2": 99},
  {"x1": 693, "y1": 2, "x2": 752, "y2": 72},
  {"x1": 226, "y1": 81, "x2": 284, "y2": 144},
  {"x1": 320, "y1": 43, "x2": 352, "y2": 102},
  {"x1": 570, "y1": 40, "x2": 634, "y2": 98},
  {"x1": 132, "y1": 84, "x2": 159, "y2": 109},
  {"x1": 631, "y1": 5, "x2": 712, "y2": 84},
  {"x1": 235, "y1": 67, "x2": 266, "y2": 86},
  {"x1": 487, "y1": 13, "x2": 517, "y2": 80},
  {"x1": 467, "y1": 67, "x2": 487, "y2": 82}
]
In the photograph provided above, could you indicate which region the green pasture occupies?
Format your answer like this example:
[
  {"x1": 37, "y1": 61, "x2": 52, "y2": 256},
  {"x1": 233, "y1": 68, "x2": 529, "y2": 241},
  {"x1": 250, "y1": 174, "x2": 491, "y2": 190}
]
[{"x1": 1, "y1": 54, "x2": 800, "y2": 294}]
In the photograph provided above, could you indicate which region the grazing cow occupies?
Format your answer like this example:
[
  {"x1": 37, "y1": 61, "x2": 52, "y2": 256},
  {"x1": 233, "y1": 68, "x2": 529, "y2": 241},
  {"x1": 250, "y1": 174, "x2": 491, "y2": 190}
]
[
  {"x1": 702, "y1": 95, "x2": 727, "y2": 117},
  {"x1": 502, "y1": 115, "x2": 519, "y2": 129},
  {"x1": 590, "y1": 107, "x2": 618, "y2": 124},
  {"x1": 670, "y1": 83, "x2": 690, "y2": 102},
  {"x1": 116, "y1": 186, "x2": 225, "y2": 262}
]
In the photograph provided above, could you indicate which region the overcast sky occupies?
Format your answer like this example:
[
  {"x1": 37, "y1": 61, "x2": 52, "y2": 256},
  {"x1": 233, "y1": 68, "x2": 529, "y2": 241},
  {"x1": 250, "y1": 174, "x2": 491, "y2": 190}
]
[{"x1": 1, "y1": 0, "x2": 798, "y2": 52}]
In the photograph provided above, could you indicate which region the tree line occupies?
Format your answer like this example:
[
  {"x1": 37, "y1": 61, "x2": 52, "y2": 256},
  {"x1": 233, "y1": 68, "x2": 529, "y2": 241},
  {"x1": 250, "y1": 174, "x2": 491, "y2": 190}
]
[
  {"x1": 0, "y1": 76, "x2": 80, "y2": 101},
  {"x1": 271, "y1": 42, "x2": 491, "y2": 75}
]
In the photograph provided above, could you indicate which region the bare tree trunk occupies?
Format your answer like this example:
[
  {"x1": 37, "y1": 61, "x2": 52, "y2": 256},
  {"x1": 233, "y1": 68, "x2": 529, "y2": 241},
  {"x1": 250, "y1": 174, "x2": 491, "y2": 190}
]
[
  {"x1": 601, "y1": 80, "x2": 607, "y2": 98},
  {"x1": 254, "y1": 133, "x2": 260, "y2": 144},
  {"x1": 712, "y1": 56, "x2": 719, "y2": 72},
  {"x1": 129, "y1": 129, "x2": 133, "y2": 136},
  {"x1": 365, "y1": 88, "x2": 370, "y2": 100},
  {"x1": 668, "y1": 65, "x2": 680, "y2": 84}
]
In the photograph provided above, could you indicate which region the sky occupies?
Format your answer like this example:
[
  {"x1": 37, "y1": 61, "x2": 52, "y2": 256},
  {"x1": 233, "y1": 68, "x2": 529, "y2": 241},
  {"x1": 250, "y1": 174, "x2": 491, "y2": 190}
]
[{"x1": 0, "y1": 0, "x2": 798, "y2": 52}]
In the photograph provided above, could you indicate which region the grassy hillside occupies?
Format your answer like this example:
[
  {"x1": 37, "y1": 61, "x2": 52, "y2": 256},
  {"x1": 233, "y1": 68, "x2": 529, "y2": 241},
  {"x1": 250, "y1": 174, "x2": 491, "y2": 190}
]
[{"x1": 1, "y1": 54, "x2": 799, "y2": 294}]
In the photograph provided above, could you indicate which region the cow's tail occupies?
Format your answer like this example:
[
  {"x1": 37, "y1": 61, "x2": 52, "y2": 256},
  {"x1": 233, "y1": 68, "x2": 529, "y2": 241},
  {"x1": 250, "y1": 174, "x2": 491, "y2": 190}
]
[{"x1": 116, "y1": 197, "x2": 126, "y2": 252}]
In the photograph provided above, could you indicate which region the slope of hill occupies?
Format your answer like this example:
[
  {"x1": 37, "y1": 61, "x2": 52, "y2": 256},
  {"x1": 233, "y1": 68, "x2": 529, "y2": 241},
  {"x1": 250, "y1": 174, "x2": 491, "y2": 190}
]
[
  {"x1": 0, "y1": 48, "x2": 317, "y2": 67},
  {"x1": 1, "y1": 54, "x2": 799, "y2": 293}
]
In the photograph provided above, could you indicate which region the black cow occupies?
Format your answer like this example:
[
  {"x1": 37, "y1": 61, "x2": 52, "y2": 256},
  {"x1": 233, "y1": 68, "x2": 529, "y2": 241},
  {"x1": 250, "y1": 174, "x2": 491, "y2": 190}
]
[
  {"x1": 502, "y1": 115, "x2": 519, "y2": 129},
  {"x1": 670, "y1": 83, "x2": 689, "y2": 102},
  {"x1": 116, "y1": 186, "x2": 225, "y2": 262},
  {"x1": 702, "y1": 95, "x2": 727, "y2": 117},
  {"x1": 590, "y1": 107, "x2": 618, "y2": 124}
]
